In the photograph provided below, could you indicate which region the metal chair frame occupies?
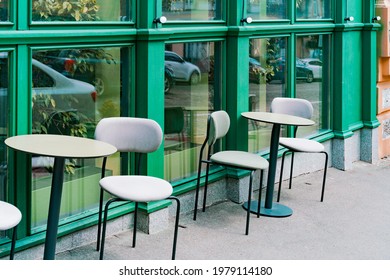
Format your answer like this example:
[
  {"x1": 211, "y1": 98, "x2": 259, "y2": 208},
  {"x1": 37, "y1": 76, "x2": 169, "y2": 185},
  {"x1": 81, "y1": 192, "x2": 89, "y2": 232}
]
[
  {"x1": 94, "y1": 117, "x2": 180, "y2": 260},
  {"x1": 271, "y1": 98, "x2": 329, "y2": 202},
  {"x1": 193, "y1": 111, "x2": 267, "y2": 235}
]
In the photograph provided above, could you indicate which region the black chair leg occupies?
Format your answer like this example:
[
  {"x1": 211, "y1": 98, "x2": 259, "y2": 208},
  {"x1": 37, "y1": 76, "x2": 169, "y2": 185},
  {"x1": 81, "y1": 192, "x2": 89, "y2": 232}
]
[
  {"x1": 245, "y1": 171, "x2": 254, "y2": 235},
  {"x1": 277, "y1": 151, "x2": 288, "y2": 202},
  {"x1": 9, "y1": 227, "x2": 17, "y2": 260},
  {"x1": 193, "y1": 162, "x2": 204, "y2": 221},
  {"x1": 96, "y1": 188, "x2": 104, "y2": 251},
  {"x1": 289, "y1": 151, "x2": 295, "y2": 189},
  {"x1": 320, "y1": 151, "x2": 329, "y2": 202},
  {"x1": 132, "y1": 202, "x2": 138, "y2": 248},
  {"x1": 99, "y1": 198, "x2": 118, "y2": 260},
  {"x1": 168, "y1": 196, "x2": 181, "y2": 260},
  {"x1": 202, "y1": 163, "x2": 211, "y2": 213},
  {"x1": 257, "y1": 170, "x2": 264, "y2": 218}
]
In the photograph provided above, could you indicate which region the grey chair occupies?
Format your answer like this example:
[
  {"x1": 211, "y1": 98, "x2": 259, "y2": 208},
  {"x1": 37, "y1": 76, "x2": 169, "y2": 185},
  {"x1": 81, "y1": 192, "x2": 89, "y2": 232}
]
[
  {"x1": 94, "y1": 117, "x2": 180, "y2": 260},
  {"x1": 270, "y1": 97, "x2": 328, "y2": 202},
  {"x1": 0, "y1": 201, "x2": 22, "y2": 260},
  {"x1": 193, "y1": 110, "x2": 269, "y2": 235}
]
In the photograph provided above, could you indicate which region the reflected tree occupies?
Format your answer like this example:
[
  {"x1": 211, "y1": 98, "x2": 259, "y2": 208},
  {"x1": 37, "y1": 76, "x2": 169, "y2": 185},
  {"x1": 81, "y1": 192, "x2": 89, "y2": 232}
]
[{"x1": 32, "y1": 0, "x2": 100, "y2": 21}]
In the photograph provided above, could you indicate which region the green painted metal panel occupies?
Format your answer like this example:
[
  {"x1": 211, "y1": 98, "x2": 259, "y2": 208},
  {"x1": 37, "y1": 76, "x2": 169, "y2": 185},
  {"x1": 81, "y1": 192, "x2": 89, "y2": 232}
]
[
  {"x1": 226, "y1": 35, "x2": 249, "y2": 151},
  {"x1": 135, "y1": 41, "x2": 165, "y2": 178},
  {"x1": 227, "y1": 0, "x2": 242, "y2": 26},
  {"x1": 361, "y1": 1, "x2": 380, "y2": 129},
  {"x1": 137, "y1": 0, "x2": 155, "y2": 29},
  {"x1": 13, "y1": 45, "x2": 31, "y2": 237},
  {"x1": 17, "y1": 0, "x2": 28, "y2": 30}
]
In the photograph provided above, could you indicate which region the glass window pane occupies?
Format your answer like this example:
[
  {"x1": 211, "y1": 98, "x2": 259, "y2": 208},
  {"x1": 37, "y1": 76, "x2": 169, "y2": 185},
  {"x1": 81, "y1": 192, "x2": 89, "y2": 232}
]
[
  {"x1": 32, "y1": 0, "x2": 131, "y2": 22},
  {"x1": 162, "y1": 0, "x2": 222, "y2": 21},
  {"x1": 31, "y1": 46, "x2": 128, "y2": 230},
  {"x1": 296, "y1": 34, "x2": 330, "y2": 137},
  {"x1": 297, "y1": 0, "x2": 331, "y2": 20},
  {"x1": 248, "y1": 37, "x2": 288, "y2": 153},
  {"x1": 0, "y1": 51, "x2": 9, "y2": 198},
  {"x1": 0, "y1": 0, "x2": 9, "y2": 21},
  {"x1": 164, "y1": 42, "x2": 220, "y2": 182},
  {"x1": 247, "y1": 0, "x2": 287, "y2": 21}
]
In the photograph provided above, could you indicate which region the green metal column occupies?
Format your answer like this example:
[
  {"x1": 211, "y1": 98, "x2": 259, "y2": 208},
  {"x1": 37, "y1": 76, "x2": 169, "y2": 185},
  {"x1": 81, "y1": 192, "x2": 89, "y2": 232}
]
[
  {"x1": 136, "y1": 0, "x2": 166, "y2": 178},
  {"x1": 17, "y1": 0, "x2": 28, "y2": 30},
  {"x1": 225, "y1": 0, "x2": 249, "y2": 152},
  {"x1": 333, "y1": 0, "x2": 361, "y2": 138},
  {"x1": 11, "y1": 44, "x2": 31, "y2": 238},
  {"x1": 361, "y1": 1, "x2": 380, "y2": 129}
]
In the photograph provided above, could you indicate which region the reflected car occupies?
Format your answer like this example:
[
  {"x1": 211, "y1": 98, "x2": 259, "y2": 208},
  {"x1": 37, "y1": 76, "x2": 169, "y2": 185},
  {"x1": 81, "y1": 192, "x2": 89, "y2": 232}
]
[
  {"x1": 164, "y1": 51, "x2": 201, "y2": 84},
  {"x1": 204, "y1": 56, "x2": 268, "y2": 84},
  {"x1": 300, "y1": 58, "x2": 322, "y2": 80},
  {"x1": 165, "y1": 66, "x2": 175, "y2": 94},
  {"x1": 33, "y1": 49, "x2": 116, "y2": 96},
  {"x1": 268, "y1": 58, "x2": 314, "y2": 83},
  {"x1": 0, "y1": 52, "x2": 97, "y2": 128}
]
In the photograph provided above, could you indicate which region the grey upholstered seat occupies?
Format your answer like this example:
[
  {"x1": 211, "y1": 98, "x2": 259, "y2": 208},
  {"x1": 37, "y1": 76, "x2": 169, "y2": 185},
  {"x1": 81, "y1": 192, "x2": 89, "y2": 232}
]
[
  {"x1": 279, "y1": 138, "x2": 325, "y2": 153},
  {"x1": 211, "y1": 150, "x2": 269, "y2": 170},
  {"x1": 94, "y1": 117, "x2": 180, "y2": 260},
  {"x1": 0, "y1": 201, "x2": 22, "y2": 259},
  {"x1": 193, "y1": 110, "x2": 269, "y2": 235},
  {"x1": 100, "y1": 175, "x2": 173, "y2": 202},
  {"x1": 270, "y1": 97, "x2": 328, "y2": 202}
]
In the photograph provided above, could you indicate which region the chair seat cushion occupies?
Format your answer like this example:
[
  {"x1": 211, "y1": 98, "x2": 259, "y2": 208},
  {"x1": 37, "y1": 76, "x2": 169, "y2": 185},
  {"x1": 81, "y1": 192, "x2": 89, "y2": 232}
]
[
  {"x1": 279, "y1": 137, "x2": 325, "y2": 153},
  {"x1": 99, "y1": 175, "x2": 173, "y2": 202},
  {"x1": 211, "y1": 150, "x2": 269, "y2": 170},
  {"x1": 0, "y1": 201, "x2": 22, "y2": 230}
]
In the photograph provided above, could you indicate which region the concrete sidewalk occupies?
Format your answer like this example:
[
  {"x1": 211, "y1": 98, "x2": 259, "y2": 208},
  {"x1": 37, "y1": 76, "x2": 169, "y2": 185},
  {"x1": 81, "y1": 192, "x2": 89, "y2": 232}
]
[{"x1": 54, "y1": 159, "x2": 390, "y2": 260}]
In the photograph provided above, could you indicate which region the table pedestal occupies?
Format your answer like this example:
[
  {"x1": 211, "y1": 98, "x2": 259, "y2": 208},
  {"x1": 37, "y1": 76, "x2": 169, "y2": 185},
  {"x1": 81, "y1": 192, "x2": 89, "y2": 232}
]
[
  {"x1": 44, "y1": 157, "x2": 65, "y2": 260},
  {"x1": 243, "y1": 122, "x2": 293, "y2": 217},
  {"x1": 243, "y1": 200, "x2": 292, "y2": 217}
]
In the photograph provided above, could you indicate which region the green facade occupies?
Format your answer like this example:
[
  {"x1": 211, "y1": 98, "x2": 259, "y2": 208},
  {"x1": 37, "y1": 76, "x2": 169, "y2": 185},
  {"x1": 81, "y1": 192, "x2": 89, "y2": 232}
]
[{"x1": 0, "y1": 0, "x2": 380, "y2": 257}]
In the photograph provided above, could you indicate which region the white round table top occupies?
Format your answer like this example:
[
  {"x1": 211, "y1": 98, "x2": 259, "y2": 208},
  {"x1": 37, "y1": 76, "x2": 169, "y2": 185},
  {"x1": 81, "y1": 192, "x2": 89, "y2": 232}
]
[
  {"x1": 241, "y1": 111, "x2": 315, "y2": 126},
  {"x1": 5, "y1": 134, "x2": 117, "y2": 159}
]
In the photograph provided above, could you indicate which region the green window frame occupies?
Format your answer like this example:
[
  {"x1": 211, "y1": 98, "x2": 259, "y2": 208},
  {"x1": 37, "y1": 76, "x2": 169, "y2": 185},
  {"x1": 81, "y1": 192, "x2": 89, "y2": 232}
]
[{"x1": 0, "y1": 0, "x2": 380, "y2": 258}]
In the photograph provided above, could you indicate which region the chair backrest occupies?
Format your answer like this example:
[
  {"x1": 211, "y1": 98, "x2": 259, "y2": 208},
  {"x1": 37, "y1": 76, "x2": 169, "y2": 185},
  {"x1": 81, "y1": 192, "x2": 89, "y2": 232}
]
[
  {"x1": 208, "y1": 110, "x2": 230, "y2": 146},
  {"x1": 95, "y1": 117, "x2": 163, "y2": 153},
  {"x1": 270, "y1": 97, "x2": 313, "y2": 119}
]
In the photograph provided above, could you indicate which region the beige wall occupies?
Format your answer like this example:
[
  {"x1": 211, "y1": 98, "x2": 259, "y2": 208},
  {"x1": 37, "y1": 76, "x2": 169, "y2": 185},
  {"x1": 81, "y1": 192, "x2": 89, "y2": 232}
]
[{"x1": 376, "y1": 4, "x2": 390, "y2": 157}]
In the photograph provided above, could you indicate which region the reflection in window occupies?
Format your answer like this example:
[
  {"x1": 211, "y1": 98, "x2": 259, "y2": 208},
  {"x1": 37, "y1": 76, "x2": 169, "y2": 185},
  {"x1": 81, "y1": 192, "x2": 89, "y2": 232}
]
[
  {"x1": 248, "y1": 37, "x2": 287, "y2": 153},
  {"x1": 31, "y1": 46, "x2": 129, "y2": 230},
  {"x1": 164, "y1": 42, "x2": 221, "y2": 182},
  {"x1": 32, "y1": 0, "x2": 131, "y2": 22},
  {"x1": 162, "y1": 0, "x2": 221, "y2": 21},
  {"x1": 297, "y1": 0, "x2": 331, "y2": 19},
  {"x1": 296, "y1": 34, "x2": 330, "y2": 137},
  {"x1": 0, "y1": 52, "x2": 9, "y2": 214},
  {"x1": 247, "y1": 0, "x2": 287, "y2": 21},
  {"x1": 0, "y1": 0, "x2": 9, "y2": 21}
]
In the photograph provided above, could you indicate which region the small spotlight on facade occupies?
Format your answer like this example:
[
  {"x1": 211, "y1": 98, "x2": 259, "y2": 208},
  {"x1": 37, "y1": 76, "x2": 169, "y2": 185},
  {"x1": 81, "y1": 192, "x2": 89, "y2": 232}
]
[
  {"x1": 241, "y1": 17, "x2": 253, "y2": 24},
  {"x1": 154, "y1": 16, "x2": 167, "y2": 24}
]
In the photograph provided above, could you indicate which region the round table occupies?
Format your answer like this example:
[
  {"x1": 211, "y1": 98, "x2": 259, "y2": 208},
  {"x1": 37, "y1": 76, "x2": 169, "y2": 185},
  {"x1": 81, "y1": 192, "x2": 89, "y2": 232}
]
[
  {"x1": 5, "y1": 134, "x2": 117, "y2": 259},
  {"x1": 241, "y1": 112, "x2": 314, "y2": 217}
]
